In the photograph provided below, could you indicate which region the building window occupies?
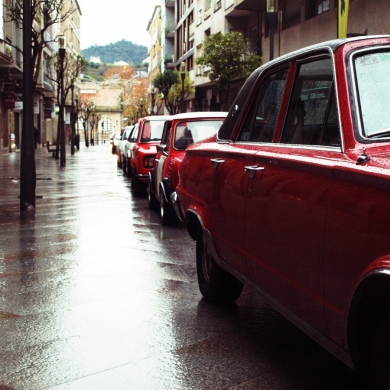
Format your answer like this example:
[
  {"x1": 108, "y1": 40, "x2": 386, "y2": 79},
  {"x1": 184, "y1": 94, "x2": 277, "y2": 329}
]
[
  {"x1": 215, "y1": 0, "x2": 221, "y2": 11},
  {"x1": 205, "y1": 0, "x2": 211, "y2": 10},
  {"x1": 307, "y1": 0, "x2": 330, "y2": 19},
  {"x1": 282, "y1": 0, "x2": 300, "y2": 29},
  {"x1": 198, "y1": 7, "x2": 202, "y2": 24}
]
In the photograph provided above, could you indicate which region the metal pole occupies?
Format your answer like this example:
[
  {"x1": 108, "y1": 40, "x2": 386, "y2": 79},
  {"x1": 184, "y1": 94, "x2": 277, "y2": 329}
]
[
  {"x1": 20, "y1": 0, "x2": 36, "y2": 214},
  {"x1": 70, "y1": 85, "x2": 75, "y2": 155},
  {"x1": 59, "y1": 47, "x2": 65, "y2": 166}
]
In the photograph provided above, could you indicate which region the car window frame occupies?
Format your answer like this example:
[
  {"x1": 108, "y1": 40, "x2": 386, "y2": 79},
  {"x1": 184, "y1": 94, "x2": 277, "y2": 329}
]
[
  {"x1": 236, "y1": 65, "x2": 290, "y2": 144},
  {"x1": 348, "y1": 45, "x2": 390, "y2": 144},
  {"x1": 279, "y1": 55, "x2": 342, "y2": 149}
]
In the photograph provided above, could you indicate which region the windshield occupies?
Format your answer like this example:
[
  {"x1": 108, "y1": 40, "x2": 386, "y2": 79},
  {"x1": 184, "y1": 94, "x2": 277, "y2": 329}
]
[
  {"x1": 174, "y1": 119, "x2": 224, "y2": 150},
  {"x1": 141, "y1": 120, "x2": 164, "y2": 142},
  {"x1": 354, "y1": 50, "x2": 390, "y2": 139}
]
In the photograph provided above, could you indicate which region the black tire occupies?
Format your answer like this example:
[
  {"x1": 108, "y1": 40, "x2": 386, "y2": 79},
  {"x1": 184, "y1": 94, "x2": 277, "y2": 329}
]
[
  {"x1": 126, "y1": 159, "x2": 132, "y2": 178},
  {"x1": 196, "y1": 227, "x2": 243, "y2": 302},
  {"x1": 147, "y1": 178, "x2": 159, "y2": 210},
  {"x1": 370, "y1": 318, "x2": 390, "y2": 390},
  {"x1": 122, "y1": 156, "x2": 127, "y2": 174},
  {"x1": 131, "y1": 171, "x2": 145, "y2": 197},
  {"x1": 159, "y1": 190, "x2": 178, "y2": 225}
]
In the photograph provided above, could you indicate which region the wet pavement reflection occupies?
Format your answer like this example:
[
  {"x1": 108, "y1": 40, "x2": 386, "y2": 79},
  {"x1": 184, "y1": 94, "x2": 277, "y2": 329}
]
[{"x1": 0, "y1": 145, "x2": 364, "y2": 389}]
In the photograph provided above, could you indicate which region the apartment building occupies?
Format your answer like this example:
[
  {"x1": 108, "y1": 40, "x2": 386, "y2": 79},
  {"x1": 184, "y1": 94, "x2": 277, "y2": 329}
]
[
  {"x1": 0, "y1": 0, "x2": 81, "y2": 153},
  {"x1": 154, "y1": 0, "x2": 390, "y2": 112}
]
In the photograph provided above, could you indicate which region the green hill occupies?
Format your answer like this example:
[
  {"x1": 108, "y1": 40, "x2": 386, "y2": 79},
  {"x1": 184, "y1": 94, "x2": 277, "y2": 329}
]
[{"x1": 81, "y1": 40, "x2": 148, "y2": 65}]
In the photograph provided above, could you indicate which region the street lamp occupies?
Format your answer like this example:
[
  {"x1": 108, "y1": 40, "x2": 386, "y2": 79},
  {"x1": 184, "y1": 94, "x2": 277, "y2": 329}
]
[
  {"x1": 70, "y1": 84, "x2": 75, "y2": 155},
  {"x1": 150, "y1": 87, "x2": 156, "y2": 115},
  {"x1": 58, "y1": 34, "x2": 66, "y2": 167},
  {"x1": 90, "y1": 113, "x2": 95, "y2": 145},
  {"x1": 75, "y1": 97, "x2": 80, "y2": 149},
  {"x1": 180, "y1": 62, "x2": 186, "y2": 113},
  {"x1": 85, "y1": 106, "x2": 89, "y2": 148},
  {"x1": 267, "y1": 0, "x2": 278, "y2": 61}
]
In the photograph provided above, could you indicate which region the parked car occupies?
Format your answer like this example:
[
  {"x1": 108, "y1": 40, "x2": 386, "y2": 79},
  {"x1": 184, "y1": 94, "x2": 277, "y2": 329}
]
[
  {"x1": 148, "y1": 112, "x2": 227, "y2": 225},
  {"x1": 172, "y1": 36, "x2": 390, "y2": 389},
  {"x1": 123, "y1": 123, "x2": 139, "y2": 177},
  {"x1": 117, "y1": 125, "x2": 134, "y2": 172},
  {"x1": 129, "y1": 115, "x2": 171, "y2": 195},
  {"x1": 110, "y1": 132, "x2": 121, "y2": 154}
]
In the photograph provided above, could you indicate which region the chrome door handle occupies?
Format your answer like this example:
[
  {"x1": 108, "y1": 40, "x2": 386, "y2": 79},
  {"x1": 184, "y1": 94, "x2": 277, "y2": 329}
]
[
  {"x1": 244, "y1": 165, "x2": 265, "y2": 178},
  {"x1": 210, "y1": 158, "x2": 225, "y2": 169}
]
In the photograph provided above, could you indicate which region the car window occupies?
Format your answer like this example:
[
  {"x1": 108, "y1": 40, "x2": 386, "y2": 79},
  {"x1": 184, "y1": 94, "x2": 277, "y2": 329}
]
[
  {"x1": 281, "y1": 58, "x2": 340, "y2": 147},
  {"x1": 238, "y1": 68, "x2": 288, "y2": 142},
  {"x1": 354, "y1": 50, "x2": 390, "y2": 139},
  {"x1": 141, "y1": 120, "x2": 164, "y2": 142},
  {"x1": 161, "y1": 121, "x2": 172, "y2": 151},
  {"x1": 174, "y1": 120, "x2": 224, "y2": 150}
]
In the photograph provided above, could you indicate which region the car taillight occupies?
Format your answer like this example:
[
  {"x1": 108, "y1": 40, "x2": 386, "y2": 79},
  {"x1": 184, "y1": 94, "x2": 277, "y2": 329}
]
[{"x1": 143, "y1": 155, "x2": 154, "y2": 168}]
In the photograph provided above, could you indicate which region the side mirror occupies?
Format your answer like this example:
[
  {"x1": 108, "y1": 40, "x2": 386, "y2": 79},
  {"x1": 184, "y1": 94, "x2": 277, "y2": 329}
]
[{"x1": 157, "y1": 144, "x2": 167, "y2": 153}]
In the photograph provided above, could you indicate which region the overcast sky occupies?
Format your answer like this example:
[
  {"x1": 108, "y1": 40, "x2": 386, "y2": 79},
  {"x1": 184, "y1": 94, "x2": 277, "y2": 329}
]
[{"x1": 77, "y1": 0, "x2": 160, "y2": 49}]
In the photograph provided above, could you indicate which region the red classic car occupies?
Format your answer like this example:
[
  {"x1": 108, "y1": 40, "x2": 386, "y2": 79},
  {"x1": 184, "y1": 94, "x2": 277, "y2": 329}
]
[
  {"x1": 129, "y1": 115, "x2": 170, "y2": 195},
  {"x1": 147, "y1": 112, "x2": 227, "y2": 225},
  {"x1": 172, "y1": 36, "x2": 390, "y2": 389}
]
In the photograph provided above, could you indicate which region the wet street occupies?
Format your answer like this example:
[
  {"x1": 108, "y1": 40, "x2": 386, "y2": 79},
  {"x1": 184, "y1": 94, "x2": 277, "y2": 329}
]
[{"x1": 0, "y1": 144, "x2": 364, "y2": 390}]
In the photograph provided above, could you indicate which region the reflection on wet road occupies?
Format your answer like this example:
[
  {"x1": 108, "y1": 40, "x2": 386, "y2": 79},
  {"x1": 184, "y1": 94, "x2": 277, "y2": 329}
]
[{"x1": 0, "y1": 145, "x2": 364, "y2": 389}]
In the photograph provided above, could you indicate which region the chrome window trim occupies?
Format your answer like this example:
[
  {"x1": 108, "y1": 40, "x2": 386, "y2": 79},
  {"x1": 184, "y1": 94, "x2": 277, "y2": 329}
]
[{"x1": 349, "y1": 45, "x2": 390, "y2": 141}]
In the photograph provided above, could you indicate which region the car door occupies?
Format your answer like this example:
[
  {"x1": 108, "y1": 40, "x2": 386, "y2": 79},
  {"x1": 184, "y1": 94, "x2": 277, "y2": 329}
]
[
  {"x1": 244, "y1": 56, "x2": 339, "y2": 335},
  {"x1": 155, "y1": 120, "x2": 172, "y2": 198},
  {"x1": 208, "y1": 67, "x2": 289, "y2": 277}
]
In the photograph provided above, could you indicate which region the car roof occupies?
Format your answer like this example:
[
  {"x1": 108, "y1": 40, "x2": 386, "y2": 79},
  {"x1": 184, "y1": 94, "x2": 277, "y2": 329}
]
[
  {"x1": 167, "y1": 112, "x2": 228, "y2": 120},
  {"x1": 256, "y1": 35, "x2": 390, "y2": 74}
]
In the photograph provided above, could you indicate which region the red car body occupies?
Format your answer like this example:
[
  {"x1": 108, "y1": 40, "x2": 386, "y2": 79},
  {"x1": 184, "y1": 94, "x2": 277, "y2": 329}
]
[
  {"x1": 129, "y1": 115, "x2": 170, "y2": 195},
  {"x1": 172, "y1": 36, "x2": 390, "y2": 388},
  {"x1": 147, "y1": 112, "x2": 227, "y2": 224}
]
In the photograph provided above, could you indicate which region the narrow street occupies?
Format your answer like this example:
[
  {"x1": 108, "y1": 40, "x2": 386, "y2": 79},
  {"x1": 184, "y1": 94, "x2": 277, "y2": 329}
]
[{"x1": 0, "y1": 144, "x2": 363, "y2": 390}]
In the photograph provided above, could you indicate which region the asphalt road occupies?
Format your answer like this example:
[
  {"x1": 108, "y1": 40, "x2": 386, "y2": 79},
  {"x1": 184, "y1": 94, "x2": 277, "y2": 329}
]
[{"x1": 0, "y1": 143, "x2": 364, "y2": 389}]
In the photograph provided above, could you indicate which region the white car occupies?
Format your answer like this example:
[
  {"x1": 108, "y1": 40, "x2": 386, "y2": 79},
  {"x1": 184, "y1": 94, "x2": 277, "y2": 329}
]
[
  {"x1": 110, "y1": 132, "x2": 121, "y2": 154},
  {"x1": 117, "y1": 126, "x2": 134, "y2": 169},
  {"x1": 123, "y1": 124, "x2": 138, "y2": 177}
]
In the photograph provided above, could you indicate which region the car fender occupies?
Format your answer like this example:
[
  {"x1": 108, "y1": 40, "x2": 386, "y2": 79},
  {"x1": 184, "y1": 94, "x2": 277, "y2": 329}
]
[
  {"x1": 161, "y1": 178, "x2": 175, "y2": 204},
  {"x1": 183, "y1": 202, "x2": 211, "y2": 242},
  {"x1": 347, "y1": 255, "x2": 390, "y2": 379}
]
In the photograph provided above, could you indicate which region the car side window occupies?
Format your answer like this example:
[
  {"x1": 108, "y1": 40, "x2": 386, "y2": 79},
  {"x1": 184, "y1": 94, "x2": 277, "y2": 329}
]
[
  {"x1": 281, "y1": 58, "x2": 341, "y2": 147},
  {"x1": 239, "y1": 68, "x2": 288, "y2": 142}
]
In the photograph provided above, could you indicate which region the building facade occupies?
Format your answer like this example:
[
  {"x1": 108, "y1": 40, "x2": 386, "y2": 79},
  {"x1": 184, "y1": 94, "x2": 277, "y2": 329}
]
[
  {"x1": 0, "y1": 0, "x2": 81, "y2": 154},
  {"x1": 154, "y1": 0, "x2": 390, "y2": 113}
]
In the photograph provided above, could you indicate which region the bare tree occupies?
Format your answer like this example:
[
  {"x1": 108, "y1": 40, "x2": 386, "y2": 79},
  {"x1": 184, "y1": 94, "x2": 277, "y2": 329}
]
[
  {"x1": 47, "y1": 52, "x2": 88, "y2": 156},
  {"x1": 6, "y1": 0, "x2": 77, "y2": 92},
  {"x1": 6, "y1": 0, "x2": 77, "y2": 214}
]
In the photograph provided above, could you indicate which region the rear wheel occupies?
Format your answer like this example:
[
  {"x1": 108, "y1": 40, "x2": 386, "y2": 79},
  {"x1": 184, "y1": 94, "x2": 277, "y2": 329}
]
[
  {"x1": 196, "y1": 227, "x2": 243, "y2": 302},
  {"x1": 122, "y1": 156, "x2": 127, "y2": 174},
  {"x1": 147, "y1": 177, "x2": 159, "y2": 210},
  {"x1": 130, "y1": 170, "x2": 144, "y2": 196},
  {"x1": 159, "y1": 190, "x2": 178, "y2": 225}
]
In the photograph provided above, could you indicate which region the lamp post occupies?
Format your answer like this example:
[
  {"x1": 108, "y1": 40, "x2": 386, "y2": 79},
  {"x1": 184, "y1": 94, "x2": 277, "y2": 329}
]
[
  {"x1": 180, "y1": 62, "x2": 186, "y2": 113},
  {"x1": 58, "y1": 34, "x2": 66, "y2": 167},
  {"x1": 75, "y1": 97, "x2": 80, "y2": 150},
  {"x1": 150, "y1": 87, "x2": 156, "y2": 115},
  {"x1": 70, "y1": 84, "x2": 75, "y2": 155},
  {"x1": 90, "y1": 113, "x2": 95, "y2": 145},
  {"x1": 267, "y1": 0, "x2": 278, "y2": 61},
  {"x1": 85, "y1": 107, "x2": 89, "y2": 148}
]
